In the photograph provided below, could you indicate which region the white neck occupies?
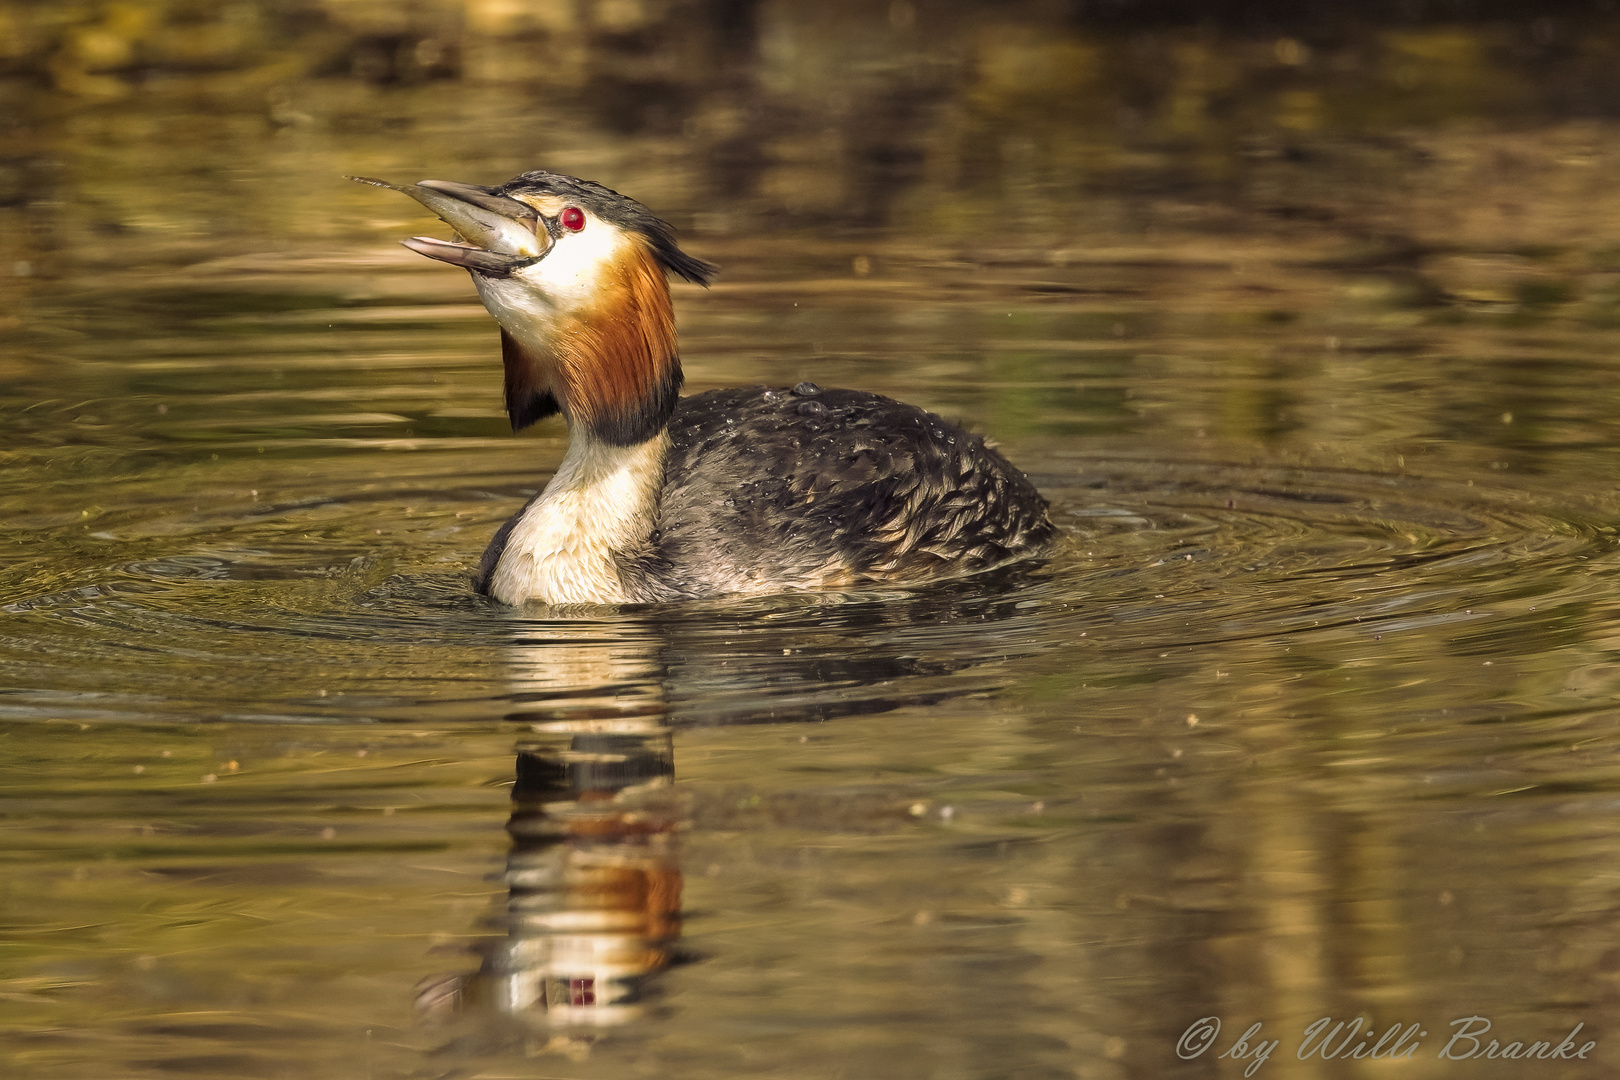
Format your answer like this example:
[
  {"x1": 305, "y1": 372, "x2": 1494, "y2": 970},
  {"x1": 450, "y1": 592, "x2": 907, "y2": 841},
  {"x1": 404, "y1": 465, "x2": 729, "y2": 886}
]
[{"x1": 487, "y1": 431, "x2": 668, "y2": 605}]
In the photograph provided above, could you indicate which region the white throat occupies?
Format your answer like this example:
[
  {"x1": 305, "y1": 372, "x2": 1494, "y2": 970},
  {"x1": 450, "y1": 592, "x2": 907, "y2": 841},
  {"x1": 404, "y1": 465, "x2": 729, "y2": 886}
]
[{"x1": 488, "y1": 431, "x2": 668, "y2": 605}]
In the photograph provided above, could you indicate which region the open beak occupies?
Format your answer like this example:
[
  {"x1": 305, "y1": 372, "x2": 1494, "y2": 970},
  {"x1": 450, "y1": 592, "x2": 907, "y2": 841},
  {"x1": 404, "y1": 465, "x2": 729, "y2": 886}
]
[{"x1": 348, "y1": 175, "x2": 549, "y2": 277}]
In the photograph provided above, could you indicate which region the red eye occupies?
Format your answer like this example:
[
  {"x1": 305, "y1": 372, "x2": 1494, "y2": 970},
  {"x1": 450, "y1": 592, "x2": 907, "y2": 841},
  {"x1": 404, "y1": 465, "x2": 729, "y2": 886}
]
[{"x1": 560, "y1": 207, "x2": 586, "y2": 232}]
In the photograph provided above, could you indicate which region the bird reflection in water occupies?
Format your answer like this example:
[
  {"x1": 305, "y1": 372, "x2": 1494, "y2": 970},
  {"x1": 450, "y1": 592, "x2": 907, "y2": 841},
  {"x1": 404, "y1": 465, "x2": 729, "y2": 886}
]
[
  {"x1": 493, "y1": 726, "x2": 679, "y2": 1022},
  {"x1": 418, "y1": 626, "x2": 682, "y2": 1038},
  {"x1": 417, "y1": 576, "x2": 1059, "y2": 1046}
]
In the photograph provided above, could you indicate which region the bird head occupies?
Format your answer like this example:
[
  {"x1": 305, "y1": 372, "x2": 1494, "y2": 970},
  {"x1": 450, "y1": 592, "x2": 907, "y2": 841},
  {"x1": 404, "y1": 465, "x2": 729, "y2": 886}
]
[{"x1": 352, "y1": 171, "x2": 717, "y2": 445}]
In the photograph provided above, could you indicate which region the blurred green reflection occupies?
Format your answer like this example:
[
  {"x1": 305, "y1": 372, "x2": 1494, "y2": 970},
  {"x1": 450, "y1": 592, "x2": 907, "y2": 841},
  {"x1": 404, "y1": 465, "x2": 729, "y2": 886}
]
[{"x1": 6, "y1": 3, "x2": 1620, "y2": 1079}]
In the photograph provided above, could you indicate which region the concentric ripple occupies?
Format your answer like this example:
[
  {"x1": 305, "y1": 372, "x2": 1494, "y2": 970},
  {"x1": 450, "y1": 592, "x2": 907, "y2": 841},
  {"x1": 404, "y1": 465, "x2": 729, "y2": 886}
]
[{"x1": 3, "y1": 431, "x2": 1614, "y2": 732}]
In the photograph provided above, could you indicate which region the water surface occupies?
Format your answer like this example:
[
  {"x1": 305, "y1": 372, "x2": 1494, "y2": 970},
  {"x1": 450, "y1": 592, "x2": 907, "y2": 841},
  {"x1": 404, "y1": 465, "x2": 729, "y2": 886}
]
[{"x1": 7, "y1": 5, "x2": 1620, "y2": 1078}]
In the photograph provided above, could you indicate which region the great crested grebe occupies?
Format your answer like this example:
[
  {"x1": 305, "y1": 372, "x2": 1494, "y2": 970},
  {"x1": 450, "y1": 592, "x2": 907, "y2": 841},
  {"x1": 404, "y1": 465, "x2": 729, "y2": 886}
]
[{"x1": 352, "y1": 171, "x2": 1056, "y2": 605}]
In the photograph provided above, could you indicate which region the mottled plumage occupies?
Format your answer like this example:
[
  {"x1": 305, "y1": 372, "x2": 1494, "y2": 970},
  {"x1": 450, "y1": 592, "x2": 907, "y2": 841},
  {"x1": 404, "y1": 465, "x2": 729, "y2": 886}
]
[{"x1": 476, "y1": 384, "x2": 1055, "y2": 600}]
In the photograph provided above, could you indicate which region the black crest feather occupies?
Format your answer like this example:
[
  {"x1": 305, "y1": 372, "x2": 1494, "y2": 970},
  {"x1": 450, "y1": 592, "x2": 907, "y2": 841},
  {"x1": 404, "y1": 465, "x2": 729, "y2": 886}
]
[{"x1": 501, "y1": 171, "x2": 719, "y2": 286}]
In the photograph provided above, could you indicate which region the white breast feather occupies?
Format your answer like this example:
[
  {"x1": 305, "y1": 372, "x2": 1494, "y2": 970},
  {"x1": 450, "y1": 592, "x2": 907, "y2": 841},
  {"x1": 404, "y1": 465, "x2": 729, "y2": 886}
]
[{"x1": 489, "y1": 433, "x2": 667, "y2": 605}]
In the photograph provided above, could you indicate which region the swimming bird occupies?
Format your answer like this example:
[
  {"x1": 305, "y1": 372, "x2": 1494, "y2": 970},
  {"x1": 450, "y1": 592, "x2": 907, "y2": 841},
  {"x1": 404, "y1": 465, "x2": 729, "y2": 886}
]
[{"x1": 351, "y1": 171, "x2": 1056, "y2": 605}]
